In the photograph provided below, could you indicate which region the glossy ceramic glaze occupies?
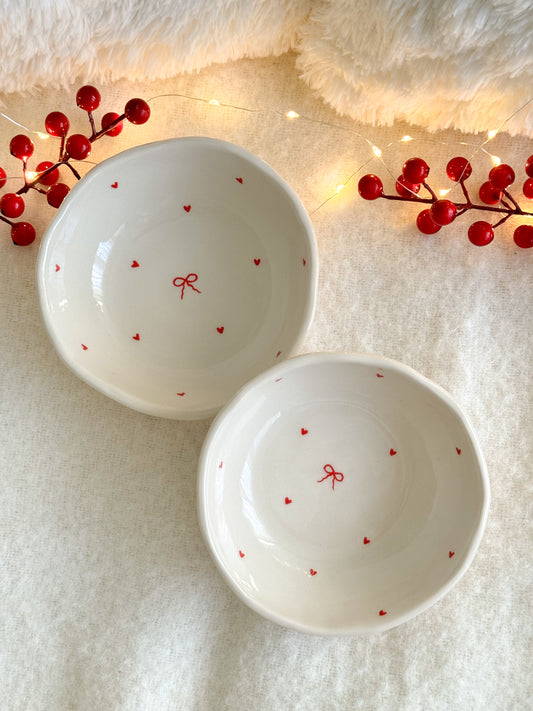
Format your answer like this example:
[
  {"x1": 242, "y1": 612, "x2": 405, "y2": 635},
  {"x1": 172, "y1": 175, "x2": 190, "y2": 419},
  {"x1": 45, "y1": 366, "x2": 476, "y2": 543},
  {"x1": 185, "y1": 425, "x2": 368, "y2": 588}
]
[
  {"x1": 198, "y1": 353, "x2": 490, "y2": 634},
  {"x1": 37, "y1": 138, "x2": 318, "y2": 418}
]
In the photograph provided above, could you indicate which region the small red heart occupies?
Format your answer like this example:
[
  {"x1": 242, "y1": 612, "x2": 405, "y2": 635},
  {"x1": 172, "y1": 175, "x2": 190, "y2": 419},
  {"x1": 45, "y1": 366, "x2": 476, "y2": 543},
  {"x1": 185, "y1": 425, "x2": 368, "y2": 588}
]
[
  {"x1": 456, "y1": 447, "x2": 461, "y2": 455},
  {"x1": 390, "y1": 448, "x2": 397, "y2": 456},
  {"x1": 275, "y1": 378, "x2": 282, "y2": 382},
  {"x1": 55, "y1": 264, "x2": 60, "y2": 272},
  {"x1": 363, "y1": 537, "x2": 370, "y2": 545},
  {"x1": 301, "y1": 428, "x2": 308, "y2": 435},
  {"x1": 132, "y1": 333, "x2": 140, "y2": 341},
  {"x1": 276, "y1": 350, "x2": 282, "y2": 358},
  {"x1": 302, "y1": 258, "x2": 306, "y2": 266},
  {"x1": 376, "y1": 373, "x2": 384, "y2": 378},
  {"x1": 236, "y1": 177, "x2": 243, "y2": 184},
  {"x1": 254, "y1": 258, "x2": 261, "y2": 265},
  {"x1": 81, "y1": 344, "x2": 88, "y2": 350},
  {"x1": 183, "y1": 205, "x2": 191, "y2": 212},
  {"x1": 217, "y1": 326, "x2": 224, "y2": 334},
  {"x1": 219, "y1": 461, "x2": 223, "y2": 469},
  {"x1": 449, "y1": 551, "x2": 455, "y2": 558},
  {"x1": 177, "y1": 392, "x2": 185, "y2": 397},
  {"x1": 379, "y1": 610, "x2": 387, "y2": 616},
  {"x1": 131, "y1": 260, "x2": 139, "y2": 268},
  {"x1": 239, "y1": 550, "x2": 245, "y2": 558},
  {"x1": 111, "y1": 181, "x2": 118, "y2": 189},
  {"x1": 285, "y1": 497, "x2": 292, "y2": 505},
  {"x1": 310, "y1": 569, "x2": 317, "y2": 576}
]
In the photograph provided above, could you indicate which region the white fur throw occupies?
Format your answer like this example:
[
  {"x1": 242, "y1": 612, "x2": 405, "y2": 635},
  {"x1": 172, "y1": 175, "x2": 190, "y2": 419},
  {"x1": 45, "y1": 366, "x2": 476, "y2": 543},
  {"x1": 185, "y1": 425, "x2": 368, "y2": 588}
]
[
  {"x1": 2, "y1": 0, "x2": 532, "y2": 136},
  {"x1": 296, "y1": 0, "x2": 533, "y2": 136}
]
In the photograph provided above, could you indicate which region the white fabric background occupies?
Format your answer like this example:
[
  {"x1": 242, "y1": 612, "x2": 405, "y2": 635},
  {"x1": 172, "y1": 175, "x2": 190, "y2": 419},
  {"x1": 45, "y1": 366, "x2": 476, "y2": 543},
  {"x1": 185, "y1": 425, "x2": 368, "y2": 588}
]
[{"x1": 0, "y1": 54, "x2": 531, "y2": 709}]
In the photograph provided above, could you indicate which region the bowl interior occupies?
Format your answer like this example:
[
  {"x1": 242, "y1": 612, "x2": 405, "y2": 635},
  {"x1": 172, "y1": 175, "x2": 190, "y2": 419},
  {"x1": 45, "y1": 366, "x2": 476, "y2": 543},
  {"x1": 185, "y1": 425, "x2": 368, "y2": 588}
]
[
  {"x1": 198, "y1": 353, "x2": 489, "y2": 633},
  {"x1": 38, "y1": 138, "x2": 317, "y2": 418}
]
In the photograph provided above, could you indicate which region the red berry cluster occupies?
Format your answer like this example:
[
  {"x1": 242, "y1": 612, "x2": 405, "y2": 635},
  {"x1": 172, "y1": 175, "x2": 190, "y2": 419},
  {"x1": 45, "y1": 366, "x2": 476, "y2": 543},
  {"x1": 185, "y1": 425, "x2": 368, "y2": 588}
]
[
  {"x1": 0, "y1": 86, "x2": 151, "y2": 246},
  {"x1": 358, "y1": 155, "x2": 533, "y2": 249}
]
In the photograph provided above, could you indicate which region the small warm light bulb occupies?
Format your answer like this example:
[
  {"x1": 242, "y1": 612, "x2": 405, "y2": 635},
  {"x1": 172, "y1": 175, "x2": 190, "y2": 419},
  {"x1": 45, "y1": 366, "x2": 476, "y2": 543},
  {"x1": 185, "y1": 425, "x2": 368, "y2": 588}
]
[
  {"x1": 401, "y1": 135, "x2": 413, "y2": 142},
  {"x1": 209, "y1": 99, "x2": 220, "y2": 106},
  {"x1": 25, "y1": 171, "x2": 39, "y2": 181},
  {"x1": 491, "y1": 154, "x2": 501, "y2": 166},
  {"x1": 372, "y1": 145, "x2": 382, "y2": 158},
  {"x1": 336, "y1": 184, "x2": 345, "y2": 193},
  {"x1": 439, "y1": 188, "x2": 451, "y2": 197},
  {"x1": 285, "y1": 110, "x2": 299, "y2": 119},
  {"x1": 36, "y1": 131, "x2": 49, "y2": 140},
  {"x1": 487, "y1": 129, "x2": 498, "y2": 140}
]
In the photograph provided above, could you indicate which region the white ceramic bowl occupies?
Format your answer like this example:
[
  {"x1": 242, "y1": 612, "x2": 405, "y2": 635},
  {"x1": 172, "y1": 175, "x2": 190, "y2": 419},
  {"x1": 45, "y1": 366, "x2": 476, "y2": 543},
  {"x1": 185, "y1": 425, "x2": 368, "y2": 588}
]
[
  {"x1": 37, "y1": 138, "x2": 317, "y2": 419},
  {"x1": 198, "y1": 353, "x2": 490, "y2": 634}
]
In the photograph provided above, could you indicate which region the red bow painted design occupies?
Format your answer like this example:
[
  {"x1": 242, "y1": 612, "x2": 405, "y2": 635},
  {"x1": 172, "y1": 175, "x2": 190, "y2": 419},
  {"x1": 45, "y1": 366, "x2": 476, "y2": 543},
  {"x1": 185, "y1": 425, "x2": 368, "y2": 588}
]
[
  {"x1": 317, "y1": 464, "x2": 344, "y2": 490},
  {"x1": 173, "y1": 273, "x2": 201, "y2": 299}
]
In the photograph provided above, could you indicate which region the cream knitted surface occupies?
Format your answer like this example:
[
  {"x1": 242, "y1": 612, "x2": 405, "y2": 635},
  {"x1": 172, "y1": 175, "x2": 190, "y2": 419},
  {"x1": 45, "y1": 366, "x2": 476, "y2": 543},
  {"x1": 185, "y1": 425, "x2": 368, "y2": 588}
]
[{"x1": 0, "y1": 54, "x2": 530, "y2": 710}]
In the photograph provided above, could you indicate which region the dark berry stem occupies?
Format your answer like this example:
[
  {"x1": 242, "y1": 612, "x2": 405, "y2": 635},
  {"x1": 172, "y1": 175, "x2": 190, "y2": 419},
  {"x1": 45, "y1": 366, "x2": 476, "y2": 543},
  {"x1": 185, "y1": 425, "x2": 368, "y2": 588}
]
[
  {"x1": 380, "y1": 193, "x2": 433, "y2": 204},
  {"x1": 422, "y1": 181, "x2": 438, "y2": 201},
  {"x1": 63, "y1": 160, "x2": 82, "y2": 180},
  {"x1": 503, "y1": 189, "x2": 521, "y2": 211},
  {"x1": 90, "y1": 113, "x2": 126, "y2": 141},
  {"x1": 87, "y1": 111, "x2": 97, "y2": 139},
  {"x1": 380, "y1": 191, "x2": 533, "y2": 219},
  {"x1": 459, "y1": 179, "x2": 470, "y2": 202},
  {"x1": 492, "y1": 212, "x2": 514, "y2": 229}
]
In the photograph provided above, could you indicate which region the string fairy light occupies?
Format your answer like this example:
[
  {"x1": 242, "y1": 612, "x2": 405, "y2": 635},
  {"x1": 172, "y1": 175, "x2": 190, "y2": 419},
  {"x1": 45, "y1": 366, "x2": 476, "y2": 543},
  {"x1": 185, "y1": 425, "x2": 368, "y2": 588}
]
[
  {"x1": 1, "y1": 90, "x2": 531, "y2": 218},
  {"x1": 148, "y1": 91, "x2": 531, "y2": 206},
  {"x1": 0, "y1": 111, "x2": 49, "y2": 140}
]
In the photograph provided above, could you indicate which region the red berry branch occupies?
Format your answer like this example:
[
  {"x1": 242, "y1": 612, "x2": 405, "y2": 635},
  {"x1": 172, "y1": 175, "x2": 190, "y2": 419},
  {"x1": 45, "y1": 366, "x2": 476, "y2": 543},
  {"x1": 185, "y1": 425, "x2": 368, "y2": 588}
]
[
  {"x1": 0, "y1": 85, "x2": 151, "y2": 246},
  {"x1": 358, "y1": 155, "x2": 533, "y2": 248}
]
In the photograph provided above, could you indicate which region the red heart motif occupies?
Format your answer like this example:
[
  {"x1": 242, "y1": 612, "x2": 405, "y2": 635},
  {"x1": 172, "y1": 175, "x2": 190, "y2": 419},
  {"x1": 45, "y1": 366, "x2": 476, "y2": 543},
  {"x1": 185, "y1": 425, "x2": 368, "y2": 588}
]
[
  {"x1": 254, "y1": 258, "x2": 261, "y2": 265},
  {"x1": 456, "y1": 447, "x2": 461, "y2": 455},
  {"x1": 376, "y1": 373, "x2": 384, "y2": 378},
  {"x1": 379, "y1": 610, "x2": 387, "y2": 616},
  {"x1": 55, "y1": 264, "x2": 60, "y2": 272},
  {"x1": 183, "y1": 205, "x2": 191, "y2": 212},
  {"x1": 285, "y1": 497, "x2": 292, "y2": 504},
  {"x1": 217, "y1": 326, "x2": 224, "y2": 334},
  {"x1": 302, "y1": 258, "x2": 306, "y2": 266},
  {"x1": 177, "y1": 392, "x2": 185, "y2": 397},
  {"x1": 310, "y1": 569, "x2": 317, "y2": 576},
  {"x1": 301, "y1": 428, "x2": 308, "y2": 435},
  {"x1": 131, "y1": 260, "x2": 139, "y2": 268},
  {"x1": 132, "y1": 333, "x2": 140, "y2": 341},
  {"x1": 363, "y1": 537, "x2": 370, "y2": 545},
  {"x1": 81, "y1": 344, "x2": 88, "y2": 350},
  {"x1": 239, "y1": 550, "x2": 245, "y2": 558},
  {"x1": 390, "y1": 448, "x2": 397, "y2": 456},
  {"x1": 276, "y1": 350, "x2": 282, "y2": 358},
  {"x1": 236, "y1": 177, "x2": 243, "y2": 184},
  {"x1": 449, "y1": 551, "x2": 455, "y2": 558},
  {"x1": 275, "y1": 378, "x2": 282, "y2": 382},
  {"x1": 111, "y1": 182, "x2": 118, "y2": 189},
  {"x1": 219, "y1": 461, "x2": 223, "y2": 469}
]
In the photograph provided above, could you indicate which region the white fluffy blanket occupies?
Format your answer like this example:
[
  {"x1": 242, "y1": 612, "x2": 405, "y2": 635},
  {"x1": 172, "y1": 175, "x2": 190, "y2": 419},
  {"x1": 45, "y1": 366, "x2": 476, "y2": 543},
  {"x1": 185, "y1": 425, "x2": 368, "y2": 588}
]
[{"x1": 2, "y1": 0, "x2": 532, "y2": 135}]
